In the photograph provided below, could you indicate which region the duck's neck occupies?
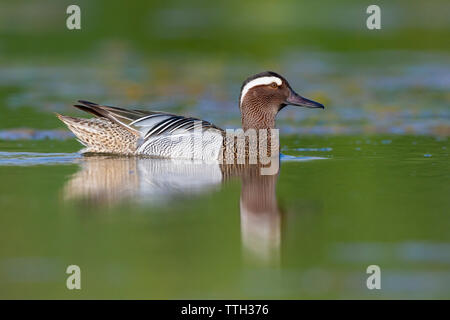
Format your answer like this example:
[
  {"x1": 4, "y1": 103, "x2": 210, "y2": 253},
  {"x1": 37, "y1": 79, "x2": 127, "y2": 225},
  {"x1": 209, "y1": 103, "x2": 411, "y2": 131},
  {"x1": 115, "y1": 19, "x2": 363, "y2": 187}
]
[{"x1": 240, "y1": 100, "x2": 279, "y2": 131}]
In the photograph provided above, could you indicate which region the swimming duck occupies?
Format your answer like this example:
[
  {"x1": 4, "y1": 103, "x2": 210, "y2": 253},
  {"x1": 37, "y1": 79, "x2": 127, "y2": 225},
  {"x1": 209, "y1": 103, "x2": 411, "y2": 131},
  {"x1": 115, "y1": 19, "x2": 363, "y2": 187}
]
[{"x1": 57, "y1": 71, "x2": 324, "y2": 160}]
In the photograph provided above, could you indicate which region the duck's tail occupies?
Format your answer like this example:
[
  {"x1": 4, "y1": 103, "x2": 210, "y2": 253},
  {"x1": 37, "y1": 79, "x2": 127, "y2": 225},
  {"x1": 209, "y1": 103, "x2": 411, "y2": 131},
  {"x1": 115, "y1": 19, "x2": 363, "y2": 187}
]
[{"x1": 56, "y1": 113, "x2": 138, "y2": 155}]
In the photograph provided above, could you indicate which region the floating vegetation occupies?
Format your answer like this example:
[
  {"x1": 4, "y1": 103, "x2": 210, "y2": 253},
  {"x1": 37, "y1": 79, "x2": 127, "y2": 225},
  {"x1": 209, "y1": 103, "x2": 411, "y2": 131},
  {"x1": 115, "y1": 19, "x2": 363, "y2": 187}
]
[{"x1": 294, "y1": 147, "x2": 333, "y2": 152}]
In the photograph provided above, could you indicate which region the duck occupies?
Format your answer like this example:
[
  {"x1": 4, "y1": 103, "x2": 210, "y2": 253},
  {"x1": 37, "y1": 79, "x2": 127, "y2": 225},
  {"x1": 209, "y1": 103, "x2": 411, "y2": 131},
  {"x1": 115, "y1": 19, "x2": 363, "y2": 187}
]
[
  {"x1": 57, "y1": 71, "x2": 324, "y2": 160},
  {"x1": 64, "y1": 155, "x2": 282, "y2": 264}
]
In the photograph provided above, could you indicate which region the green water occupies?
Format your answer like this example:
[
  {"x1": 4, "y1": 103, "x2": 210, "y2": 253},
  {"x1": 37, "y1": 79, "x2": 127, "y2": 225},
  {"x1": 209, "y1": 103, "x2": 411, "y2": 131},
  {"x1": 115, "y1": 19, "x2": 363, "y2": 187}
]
[{"x1": 0, "y1": 136, "x2": 448, "y2": 299}]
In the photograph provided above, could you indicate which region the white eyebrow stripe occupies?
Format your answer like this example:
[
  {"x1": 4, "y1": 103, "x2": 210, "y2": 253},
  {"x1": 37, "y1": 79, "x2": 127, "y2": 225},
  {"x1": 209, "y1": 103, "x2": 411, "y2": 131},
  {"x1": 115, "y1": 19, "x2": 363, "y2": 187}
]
[{"x1": 240, "y1": 76, "x2": 282, "y2": 106}]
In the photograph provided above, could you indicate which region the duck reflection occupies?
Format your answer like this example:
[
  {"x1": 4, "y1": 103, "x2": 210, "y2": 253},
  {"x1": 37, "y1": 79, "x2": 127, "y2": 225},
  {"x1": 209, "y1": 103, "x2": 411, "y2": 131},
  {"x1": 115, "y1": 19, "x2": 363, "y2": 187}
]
[
  {"x1": 64, "y1": 156, "x2": 281, "y2": 264},
  {"x1": 64, "y1": 156, "x2": 223, "y2": 205},
  {"x1": 238, "y1": 166, "x2": 281, "y2": 265}
]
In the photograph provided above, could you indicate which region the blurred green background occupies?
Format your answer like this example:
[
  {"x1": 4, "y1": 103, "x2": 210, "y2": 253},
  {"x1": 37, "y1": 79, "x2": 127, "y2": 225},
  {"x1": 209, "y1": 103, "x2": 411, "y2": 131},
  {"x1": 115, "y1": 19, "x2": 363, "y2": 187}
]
[
  {"x1": 0, "y1": 0, "x2": 448, "y2": 134},
  {"x1": 0, "y1": 0, "x2": 449, "y2": 299},
  {"x1": 2, "y1": 0, "x2": 449, "y2": 56}
]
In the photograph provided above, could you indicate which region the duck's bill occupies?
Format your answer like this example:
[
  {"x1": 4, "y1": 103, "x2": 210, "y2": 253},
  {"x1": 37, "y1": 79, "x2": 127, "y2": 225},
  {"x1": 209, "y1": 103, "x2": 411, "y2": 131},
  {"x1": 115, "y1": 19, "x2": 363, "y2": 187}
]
[{"x1": 286, "y1": 92, "x2": 324, "y2": 109}]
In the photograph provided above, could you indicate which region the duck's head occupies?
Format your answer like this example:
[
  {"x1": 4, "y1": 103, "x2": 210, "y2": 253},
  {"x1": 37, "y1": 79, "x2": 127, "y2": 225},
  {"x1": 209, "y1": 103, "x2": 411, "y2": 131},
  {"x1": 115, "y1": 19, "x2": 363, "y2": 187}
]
[{"x1": 239, "y1": 71, "x2": 324, "y2": 130}]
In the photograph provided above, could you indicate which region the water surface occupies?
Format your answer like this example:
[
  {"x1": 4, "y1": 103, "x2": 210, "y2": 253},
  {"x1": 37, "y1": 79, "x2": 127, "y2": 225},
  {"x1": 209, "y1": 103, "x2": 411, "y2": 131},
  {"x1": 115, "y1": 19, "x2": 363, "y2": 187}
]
[
  {"x1": 0, "y1": 136, "x2": 448, "y2": 299},
  {"x1": 0, "y1": 0, "x2": 449, "y2": 298}
]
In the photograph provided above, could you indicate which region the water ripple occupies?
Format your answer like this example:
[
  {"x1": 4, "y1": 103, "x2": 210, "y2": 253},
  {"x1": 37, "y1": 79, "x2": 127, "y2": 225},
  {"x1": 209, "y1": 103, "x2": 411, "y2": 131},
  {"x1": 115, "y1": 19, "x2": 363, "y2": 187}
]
[
  {"x1": 280, "y1": 154, "x2": 328, "y2": 162},
  {"x1": 0, "y1": 151, "x2": 80, "y2": 166}
]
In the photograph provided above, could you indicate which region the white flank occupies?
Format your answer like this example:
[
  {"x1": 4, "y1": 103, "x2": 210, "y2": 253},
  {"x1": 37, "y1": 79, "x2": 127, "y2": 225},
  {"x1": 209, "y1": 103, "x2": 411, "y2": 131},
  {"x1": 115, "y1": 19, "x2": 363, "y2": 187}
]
[
  {"x1": 240, "y1": 76, "x2": 282, "y2": 106},
  {"x1": 137, "y1": 129, "x2": 223, "y2": 161}
]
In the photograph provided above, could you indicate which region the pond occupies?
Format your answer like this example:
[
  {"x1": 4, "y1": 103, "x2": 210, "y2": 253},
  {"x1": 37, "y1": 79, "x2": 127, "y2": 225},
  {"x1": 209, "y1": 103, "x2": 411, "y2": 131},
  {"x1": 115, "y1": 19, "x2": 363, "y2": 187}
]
[
  {"x1": 0, "y1": 0, "x2": 449, "y2": 299},
  {"x1": 0, "y1": 134, "x2": 448, "y2": 299}
]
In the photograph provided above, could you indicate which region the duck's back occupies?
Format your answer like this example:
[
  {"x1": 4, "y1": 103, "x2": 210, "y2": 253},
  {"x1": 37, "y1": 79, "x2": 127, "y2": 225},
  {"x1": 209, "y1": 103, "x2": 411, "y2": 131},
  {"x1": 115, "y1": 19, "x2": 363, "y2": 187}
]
[
  {"x1": 57, "y1": 100, "x2": 224, "y2": 159},
  {"x1": 57, "y1": 114, "x2": 139, "y2": 155}
]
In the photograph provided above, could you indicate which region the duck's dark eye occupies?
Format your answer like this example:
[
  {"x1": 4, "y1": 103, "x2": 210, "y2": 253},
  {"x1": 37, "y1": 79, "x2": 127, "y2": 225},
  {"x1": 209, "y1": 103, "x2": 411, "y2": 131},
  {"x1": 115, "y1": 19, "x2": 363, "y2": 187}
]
[{"x1": 270, "y1": 82, "x2": 278, "y2": 88}]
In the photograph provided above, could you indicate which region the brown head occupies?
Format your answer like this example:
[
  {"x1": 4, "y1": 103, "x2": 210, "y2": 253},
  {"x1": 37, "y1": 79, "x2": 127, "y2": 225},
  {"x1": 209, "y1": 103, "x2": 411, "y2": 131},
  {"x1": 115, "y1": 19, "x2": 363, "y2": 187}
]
[{"x1": 239, "y1": 71, "x2": 324, "y2": 130}]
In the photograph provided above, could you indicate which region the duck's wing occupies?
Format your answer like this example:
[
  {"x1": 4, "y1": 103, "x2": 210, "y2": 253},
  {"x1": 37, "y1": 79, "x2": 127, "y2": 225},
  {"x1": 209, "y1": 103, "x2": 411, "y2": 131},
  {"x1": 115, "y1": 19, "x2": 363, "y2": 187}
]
[{"x1": 74, "y1": 100, "x2": 223, "y2": 138}]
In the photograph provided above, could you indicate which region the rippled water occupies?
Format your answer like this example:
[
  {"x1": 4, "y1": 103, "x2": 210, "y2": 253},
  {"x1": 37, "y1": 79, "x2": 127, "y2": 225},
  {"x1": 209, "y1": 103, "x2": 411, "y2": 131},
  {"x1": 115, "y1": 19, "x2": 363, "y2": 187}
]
[
  {"x1": 0, "y1": 11, "x2": 449, "y2": 297},
  {"x1": 0, "y1": 136, "x2": 448, "y2": 299},
  {"x1": 0, "y1": 152, "x2": 80, "y2": 166}
]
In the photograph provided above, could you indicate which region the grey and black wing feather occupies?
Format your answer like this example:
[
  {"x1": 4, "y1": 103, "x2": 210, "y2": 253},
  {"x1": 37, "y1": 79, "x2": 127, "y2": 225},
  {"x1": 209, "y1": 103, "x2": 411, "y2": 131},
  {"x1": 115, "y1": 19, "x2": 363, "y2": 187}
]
[
  {"x1": 74, "y1": 100, "x2": 223, "y2": 138},
  {"x1": 72, "y1": 100, "x2": 224, "y2": 159},
  {"x1": 137, "y1": 114, "x2": 223, "y2": 139}
]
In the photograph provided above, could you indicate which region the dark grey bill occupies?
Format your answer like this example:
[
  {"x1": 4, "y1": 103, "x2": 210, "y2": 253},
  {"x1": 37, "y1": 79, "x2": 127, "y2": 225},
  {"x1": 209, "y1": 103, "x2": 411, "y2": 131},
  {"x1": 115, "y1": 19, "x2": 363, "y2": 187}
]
[{"x1": 286, "y1": 90, "x2": 324, "y2": 109}]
